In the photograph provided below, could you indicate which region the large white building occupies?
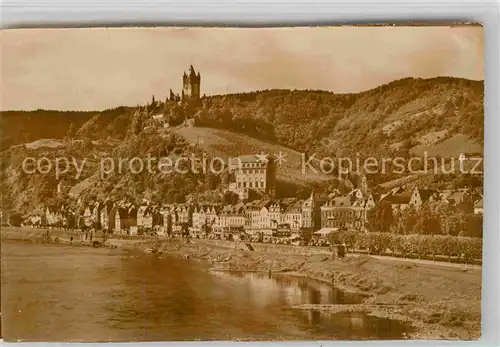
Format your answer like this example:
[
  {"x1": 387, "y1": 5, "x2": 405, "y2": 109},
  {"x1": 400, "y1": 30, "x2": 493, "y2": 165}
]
[{"x1": 229, "y1": 154, "x2": 276, "y2": 200}]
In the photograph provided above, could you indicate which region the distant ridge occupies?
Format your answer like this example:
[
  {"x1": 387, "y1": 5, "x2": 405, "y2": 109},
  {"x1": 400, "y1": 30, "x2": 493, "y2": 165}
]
[{"x1": 2, "y1": 76, "x2": 483, "y2": 159}]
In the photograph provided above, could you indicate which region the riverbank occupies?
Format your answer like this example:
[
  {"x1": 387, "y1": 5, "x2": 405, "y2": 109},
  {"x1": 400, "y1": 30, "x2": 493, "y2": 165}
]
[
  {"x1": 0, "y1": 227, "x2": 117, "y2": 249},
  {"x1": 2, "y1": 227, "x2": 481, "y2": 340},
  {"x1": 119, "y1": 237, "x2": 482, "y2": 340}
]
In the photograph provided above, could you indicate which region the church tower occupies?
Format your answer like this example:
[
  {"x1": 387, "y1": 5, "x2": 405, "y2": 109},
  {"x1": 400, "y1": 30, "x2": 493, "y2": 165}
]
[
  {"x1": 360, "y1": 173, "x2": 368, "y2": 190},
  {"x1": 182, "y1": 65, "x2": 201, "y2": 103},
  {"x1": 302, "y1": 189, "x2": 321, "y2": 230}
]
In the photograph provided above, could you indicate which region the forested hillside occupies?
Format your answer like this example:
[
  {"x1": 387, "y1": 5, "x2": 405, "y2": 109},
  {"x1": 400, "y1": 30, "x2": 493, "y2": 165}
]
[
  {"x1": 189, "y1": 77, "x2": 483, "y2": 157},
  {"x1": 2, "y1": 77, "x2": 483, "y2": 156},
  {"x1": 0, "y1": 107, "x2": 133, "y2": 150}
]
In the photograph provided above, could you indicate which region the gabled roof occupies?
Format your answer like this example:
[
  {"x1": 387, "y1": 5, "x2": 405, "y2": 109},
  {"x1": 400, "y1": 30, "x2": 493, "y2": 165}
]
[
  {"x1": 371, "y1": 191, "x2": 381, "y2": 202},
  {"x1": 237, "y1": 154, "x2": 263, "y2": 163},
  {"x1": 194, "y1": 205, "x2": 217, "y2": 214},
  {"x1": 138, "y1": 205, "x2": 154, "y2": 215},
  {"x1": 257, "y1": 199, "x2": 272, "y2": 209},
  {"x1": 284, "y1": 199, "x2": 303, "y2": 213},
  {"x1": 399, "y1": 187, "x2": 415, "y2": 198},
  {"x1": 349, "y1": 188, "x2": 370, "y2": 199},
  {"x1": 438, "y1": 189, "x2": 453, "y2": 199},
  {"x1": 282, "y1": 197, "x2": 298, "y2": 204},
  {"x1": 474, "y1": 198, "x2": 483, "y2": 208},
  {"x1": 269, "y1": 201, "x2": 285, "y2": 210},
  {"x1": 244, "y1": 200, "x2": 258, "y2": 208},
  {"x1": 103, "y1": 200, "x2": 114, "y2": 211},
  {"x1": 220, "y1": 204, "x2": 243, "y2": 215},
  {"x1": 203, "y1": 206, "x2": 214, "y2": 214},
  {"x1": 418, "y1": 188, "x2": 438, "y2": 203},
  {"x1": 117, "y1": 207, "x2": 130, "y2": 218},
  {"x1": 303, "y1": 191, "x2": 328, "y2": 207},
  {"x1": 323, "y1": 195, "x2": 354, "y2": 208},
  {"x1": 92, "y1": 201, "x2": 105, "y2": 212},
  {"x1": 446, "y1": 191, "x2": 469, "y2": 205},
  {"x1": 384, "y1": 194, "x2": 411, "y2": 205},
  {"x1": 173, "y1": 204, "x2": 190, "y2": 212}
]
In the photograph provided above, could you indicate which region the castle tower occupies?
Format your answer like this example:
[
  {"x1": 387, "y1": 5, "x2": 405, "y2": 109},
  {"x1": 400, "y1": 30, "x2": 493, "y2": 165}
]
[{"x1": 182, "y1": 65, "x2": 201, "y2": 103}]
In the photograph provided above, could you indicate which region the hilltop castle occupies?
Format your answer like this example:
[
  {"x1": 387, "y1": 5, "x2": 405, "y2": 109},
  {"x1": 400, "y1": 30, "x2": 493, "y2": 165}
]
[{"x1": 168, "y1": 65, "x2": 201, "y2": 104}]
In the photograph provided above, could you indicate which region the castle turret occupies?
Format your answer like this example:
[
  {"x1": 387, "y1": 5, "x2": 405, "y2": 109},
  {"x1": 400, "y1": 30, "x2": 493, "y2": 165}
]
[
  {"x1": 168, "y1": 66, "x2": 202, "y2": 105},
  {"x1": 182, "y1": 65, "x2": 201, "y2": 103}
]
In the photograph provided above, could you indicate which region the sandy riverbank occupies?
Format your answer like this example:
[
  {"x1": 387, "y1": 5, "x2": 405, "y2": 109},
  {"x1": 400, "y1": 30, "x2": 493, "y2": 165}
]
[
  {"x1": 117, "y1": 237, "x2": 482, "y2": 340},
  {"x1": 2, "y1": 227, "x2": 482, "y2": 340}
]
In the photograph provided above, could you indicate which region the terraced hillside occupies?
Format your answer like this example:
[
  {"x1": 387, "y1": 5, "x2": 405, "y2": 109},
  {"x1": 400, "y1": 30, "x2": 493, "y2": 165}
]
[{"x1": 174, "y1": 126, "x2": 331, "y2": 185}]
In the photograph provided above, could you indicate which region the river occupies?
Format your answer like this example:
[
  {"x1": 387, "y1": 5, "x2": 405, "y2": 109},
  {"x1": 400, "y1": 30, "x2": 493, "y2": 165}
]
[{"x1": 1, "y1": 240, "x2": 411, "y2": 341}]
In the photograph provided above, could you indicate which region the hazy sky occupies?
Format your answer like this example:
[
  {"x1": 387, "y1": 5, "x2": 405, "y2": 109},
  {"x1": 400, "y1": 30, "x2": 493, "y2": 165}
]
[{"x1": 1, "y1": 26, "x2": 484, "y2": 111}]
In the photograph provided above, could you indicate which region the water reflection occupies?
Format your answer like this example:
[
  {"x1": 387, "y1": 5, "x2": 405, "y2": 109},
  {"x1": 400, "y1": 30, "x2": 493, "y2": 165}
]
[
  {"x1": 205, "y1": 271, "x2": 411, "y2": 340},
  {"x1": 2, "y1": 241, "x2": 411, "y2": 341},
  {"x1": 212, "y1": 271, "x2": 361, "y2": 308}
]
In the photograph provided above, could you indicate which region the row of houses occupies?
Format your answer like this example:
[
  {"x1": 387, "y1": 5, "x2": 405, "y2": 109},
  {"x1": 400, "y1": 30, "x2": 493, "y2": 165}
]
[
  {"x1": 39, "y1": 190, "x2": 323, "y2": 237},
  {"x1": 379, "y1": 186, "x2": 483, "y2": 214},
  {"x1": 38, "y1": 183, "x2": 483, "y2": 237}
]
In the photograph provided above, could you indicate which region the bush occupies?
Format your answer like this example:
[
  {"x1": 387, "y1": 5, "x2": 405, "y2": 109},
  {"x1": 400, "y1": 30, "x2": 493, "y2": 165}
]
[{"x1": 338, "y1": 230, "x2": 482, "y2": 262}]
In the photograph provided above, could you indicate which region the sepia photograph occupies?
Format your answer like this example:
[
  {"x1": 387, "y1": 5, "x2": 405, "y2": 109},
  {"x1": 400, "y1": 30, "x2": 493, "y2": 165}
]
[{"x1": 0, "y1": 25, "x2": 484, "y2": 342}]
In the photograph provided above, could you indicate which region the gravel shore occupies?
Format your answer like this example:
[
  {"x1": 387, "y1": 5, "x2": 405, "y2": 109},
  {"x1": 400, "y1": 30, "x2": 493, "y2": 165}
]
[{"x1": 121, "y1": 237, "x2": 481, "y2": 340}]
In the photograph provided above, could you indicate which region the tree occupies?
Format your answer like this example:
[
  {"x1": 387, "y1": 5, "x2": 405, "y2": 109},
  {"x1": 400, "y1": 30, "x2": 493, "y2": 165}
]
[
  {"x1": 403, "y1": 207, "x2": 418, "y2": 234},
  {"x1": 223, "y1": 191, "x2": 240, "y2": 205},
  {"x1": 368, "y1": 201, "x2": 394, "y2": 233},
  {"x1": 301, "y1": 228, "x2": 313, "y2": 245},
  {"x1": 390, "y1": 210, "x2": 406, "y2": 234},
  {"x1": 414, "y1": 204, "x2": 441, "y2": 235},
  {"x1": 246, "y1": 189, "x2": 262, "y2": 202},
  {"x1": 92, "y1": 221, "x2": 101, "y2": 231},
  {"x1": 202, "y1": 223, "x2": 212, "y2": 236},
  {"x1": 463, "y1": 214, "x2": 483, "y2": 237},
  {"x1": 82, "y1": 138, "x2": 93, "y2": 151},
  {"x1": 66, "y1": 122, "x2": 77, "y2": 140},
  {"x1": 65, "y1": 213, "x2": 76, "y2": 230},
  {"x1": 9, "y1": 212, "x2": 24, "y2": 227}
]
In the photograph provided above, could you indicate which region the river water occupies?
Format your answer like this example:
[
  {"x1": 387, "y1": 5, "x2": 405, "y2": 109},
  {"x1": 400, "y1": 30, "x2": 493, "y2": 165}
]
[{"x1": 1, "y1": 240, "x2": 411, "y2": 341}]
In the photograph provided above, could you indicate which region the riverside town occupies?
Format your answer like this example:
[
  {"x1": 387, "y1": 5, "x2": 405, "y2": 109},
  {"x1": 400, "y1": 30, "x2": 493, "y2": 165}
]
[{"x1": 19, "y1": 152, "x2": 484, "y2": 247}]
